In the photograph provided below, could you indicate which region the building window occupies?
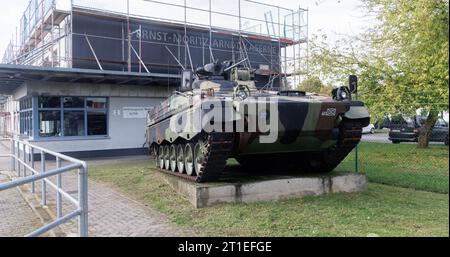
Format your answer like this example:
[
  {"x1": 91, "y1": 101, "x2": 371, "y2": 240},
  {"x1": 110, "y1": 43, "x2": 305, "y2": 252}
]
[
  {"x1": 39, "y1": 111, "x2": 61, "y2": 137},
  {"x1": 86, "y1": 97, "x2": 107, "y2": 109},
  {"x1": 87, "y1": 111, "x2": 107, "y2": 135},
  {"x1": 63, "y1": 97, "x2": 84, "y2": 108},
  {"x1": 39, "y1": 96, "x2": 60, "y2": 108},
  {"x1": 37, "y1": 96, "x2": 108, "y2": 138},
  {"x1": 19, "y1": 97, "x2": 33, "y2": 136},
  {"x1": 64, "y1": 111, "x2": 85, "y2": 136}
]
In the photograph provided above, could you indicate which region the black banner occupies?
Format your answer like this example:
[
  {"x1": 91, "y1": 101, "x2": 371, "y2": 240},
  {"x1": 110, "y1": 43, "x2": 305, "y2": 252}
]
[{"x1": 72, "y1": 12, "x2": 286, "y2": 75}]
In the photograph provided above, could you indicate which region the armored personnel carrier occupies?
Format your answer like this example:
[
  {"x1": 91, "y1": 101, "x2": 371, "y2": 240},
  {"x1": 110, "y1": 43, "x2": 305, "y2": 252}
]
[{"x1": 146, "y1": 60, "x2": 370, "y2": 182}]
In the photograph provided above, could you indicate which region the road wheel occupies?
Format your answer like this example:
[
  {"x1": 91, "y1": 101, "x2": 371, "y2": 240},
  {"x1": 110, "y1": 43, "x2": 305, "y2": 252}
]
[
  {"x1": 392, "y1": 140, "x2": 400, "y2": 144},
  {"x1": 176, "y1": 144, "x2": 185, "y2": 173},
  {"x1": 169, "y1": 144, "x2": 177, "y2": 172},
  {"x1": 194, "y1": 141, "x2": 207, "y2": 177},
  {"x1": 184, "y1": 143, "x2": 195, "y2": 176},
  {"x1": 163, "y1": 145, "x2": 170, "y2": 169},
  {"x1": 157, "y1": 146, "x2": 165, "y2": 169}
]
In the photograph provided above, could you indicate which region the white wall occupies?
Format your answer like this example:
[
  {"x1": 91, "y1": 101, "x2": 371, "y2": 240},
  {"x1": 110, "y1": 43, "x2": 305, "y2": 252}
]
[{"x1": 2, "y1": 96, "x2": 19, "y2": 136}]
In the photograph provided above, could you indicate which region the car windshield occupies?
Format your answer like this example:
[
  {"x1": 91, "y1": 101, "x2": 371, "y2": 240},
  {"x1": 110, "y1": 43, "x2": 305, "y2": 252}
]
[{"x1": 390, "y1": 115, "x2": 415, "y2": 128}]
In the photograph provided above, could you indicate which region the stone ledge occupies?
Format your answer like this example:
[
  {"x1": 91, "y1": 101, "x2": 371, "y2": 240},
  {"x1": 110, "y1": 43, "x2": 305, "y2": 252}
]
[{"x1": 160, "y1": 172, "x2": 368, "y2": 208}]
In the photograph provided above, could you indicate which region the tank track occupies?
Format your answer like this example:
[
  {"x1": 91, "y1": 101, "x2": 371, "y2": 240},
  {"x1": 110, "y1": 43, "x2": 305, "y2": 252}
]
[
  {"x1": 236, "y1": 119, "x2": 363, "y2": 173},
  {"x1": 302, "y1": 119, "x2": 363, "y2": 172},
  {"x1": 156, "y1": 120, "x2": 362, "y2": 182},
  {"x1": 157, "y1": 132, "x2": 234, "y2": 183}
]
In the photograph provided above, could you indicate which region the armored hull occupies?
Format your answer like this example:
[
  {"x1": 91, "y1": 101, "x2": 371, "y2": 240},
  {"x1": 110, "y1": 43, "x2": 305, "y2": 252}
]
[{"x1": 146, "y1": 62, "x2": 370, "y2": 182}]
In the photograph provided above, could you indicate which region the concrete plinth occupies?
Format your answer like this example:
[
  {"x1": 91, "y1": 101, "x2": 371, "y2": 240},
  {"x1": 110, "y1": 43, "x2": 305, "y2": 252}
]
[{"x1": 160, "y1": 172, "x2": 368, "y2": 208}]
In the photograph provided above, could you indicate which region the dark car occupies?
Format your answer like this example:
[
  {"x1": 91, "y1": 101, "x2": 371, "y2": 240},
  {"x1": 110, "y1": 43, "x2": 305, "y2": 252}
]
[
  {"x1": 389, "y1": 116, "x2": 449, "y2": 145},
  {"x1": 375, "y1": 116, "x2": 391, "y2": 129}
]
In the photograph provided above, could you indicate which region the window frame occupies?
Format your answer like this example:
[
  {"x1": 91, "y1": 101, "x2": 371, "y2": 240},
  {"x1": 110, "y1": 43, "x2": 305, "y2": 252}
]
[
  {"x1": 36, "y1": 96, "x2": 109, "y2": 139},
  {"x1": 19, "y1": 97, "x2": 33, "y2": 137}
]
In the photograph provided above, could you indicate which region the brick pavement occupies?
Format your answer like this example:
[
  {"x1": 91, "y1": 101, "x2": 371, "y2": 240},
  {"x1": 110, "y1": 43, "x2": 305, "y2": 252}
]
[
  {"x1": 58, "y1": 175, "x2": 190, "y2": 237},
  {"x1": 0, "y1": 173, "x2": 42, "y2": 237}
]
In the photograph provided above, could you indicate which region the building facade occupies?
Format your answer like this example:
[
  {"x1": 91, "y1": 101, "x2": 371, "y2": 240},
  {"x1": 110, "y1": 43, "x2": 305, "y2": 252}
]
[{"x1": 0, "y1": 0, "x2": 307, "y2": 157}]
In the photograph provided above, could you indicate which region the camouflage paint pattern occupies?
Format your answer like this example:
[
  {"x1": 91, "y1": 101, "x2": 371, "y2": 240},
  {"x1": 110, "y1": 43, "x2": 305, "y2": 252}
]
[{"x1": 146, "y1": 69, "x2": 370, "y2": 156}]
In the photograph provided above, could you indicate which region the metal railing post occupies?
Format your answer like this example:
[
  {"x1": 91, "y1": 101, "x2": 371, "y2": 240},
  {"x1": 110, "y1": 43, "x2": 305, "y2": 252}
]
[
  {"x1": 24, "y1": 145, "x2": 28, "y2": 177},
  {"x1": 22, "y1": 143, "x2": 25, "y2": 176},
  {"x1": 10, "y1": 139, "x2": 15, "y2": 171},
  {"x1": 41, "y1": 151, "x2": 46, "y2": 206},
  {"x1": 355, "y1": 91, "x2": 359, "y2": 173},
  {"x1": 0, "y1": 139, "x2": 89, "y2": 237},
  {"x1": 31, "y1": 147, "x2": 35, "y2": 193},
  {"x1": 17, "y1": 142, "x2": 21, "y2": 177},
  {"x1": 78, "y1": 164, "x2": 88, "y2": 237},
  {"x1": 16, "y1": 141, "x2": 19, "y2": 175},
  {"x1": 56, "y1": 157, "x2": 62, "y2": 218}
]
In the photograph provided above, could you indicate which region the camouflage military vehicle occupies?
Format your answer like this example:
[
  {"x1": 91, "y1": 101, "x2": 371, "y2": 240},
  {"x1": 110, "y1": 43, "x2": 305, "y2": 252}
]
[{"x1": 146, "y1": 60, "x2": 370, "y2": 182}]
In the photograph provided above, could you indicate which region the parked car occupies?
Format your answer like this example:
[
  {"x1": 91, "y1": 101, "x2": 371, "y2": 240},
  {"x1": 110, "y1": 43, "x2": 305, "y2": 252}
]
[
  {"x1": 374, "y1": 117, "x2": 391, "y2": 129},
  {"x1": 388, "y1": 116, "x2": 449, "y2": 145},
  {"x1": 362, "y1": 124, "x2": 375, "y2": 134}
]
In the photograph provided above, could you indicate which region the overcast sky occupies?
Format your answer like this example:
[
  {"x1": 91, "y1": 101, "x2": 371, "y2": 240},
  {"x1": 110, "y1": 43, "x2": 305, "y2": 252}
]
[{"x1": 0, "y1": 0, "x2": 371, "y2": 59}]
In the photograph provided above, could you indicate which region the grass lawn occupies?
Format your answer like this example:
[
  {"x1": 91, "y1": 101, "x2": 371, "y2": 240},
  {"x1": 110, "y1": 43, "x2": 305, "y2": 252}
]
[
  {"x1": 89, "y1": 159, "x2": 449, "y2": 237},
  {"x1": 336, "y1": 142, "x2": 449, "y2": 193}
]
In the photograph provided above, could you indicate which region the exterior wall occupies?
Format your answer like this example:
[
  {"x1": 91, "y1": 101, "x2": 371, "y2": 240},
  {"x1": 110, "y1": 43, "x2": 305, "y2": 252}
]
[
  {"x1": 13, "y1": 84, "x2": 27, "y2": 100},
  {"x1": 8, "y1": 80, "x2": 170, "y2": 155},
  {"x1": 1, "y1": 96, "x2": 20, "y2": 137},
  {"x1": 31, "y1": 97, "x2": 163, "y2": 153}
]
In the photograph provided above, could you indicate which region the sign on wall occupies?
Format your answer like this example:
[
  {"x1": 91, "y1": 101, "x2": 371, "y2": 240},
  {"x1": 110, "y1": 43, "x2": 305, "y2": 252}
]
[{"x1": 122, "y1": 107, "x2": 152, "y2": 119}]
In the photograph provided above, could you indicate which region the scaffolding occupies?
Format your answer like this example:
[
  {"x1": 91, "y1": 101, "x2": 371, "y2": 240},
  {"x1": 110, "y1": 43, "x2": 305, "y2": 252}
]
[
  {"x1": 2, "y1": 0, "x2": 309, "y2": 88},
  {"x1": 2, "y1": 0, "x2": 71, "y2": 67}
]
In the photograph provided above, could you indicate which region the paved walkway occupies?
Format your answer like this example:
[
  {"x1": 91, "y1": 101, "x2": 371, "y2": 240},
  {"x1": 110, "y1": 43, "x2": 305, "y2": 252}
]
[
  {"x1": 0, "y1": 173, "x2": 42, "y2": 237},
  {"x1": 0, "y1": 141, "x2": 44, "y2": 236},
  {"x1": 0, "y1": 140, "x2": 191, "y2": 237},
  {"x1": 60, "y1": 174, "x2": 189, "y2": 237}
]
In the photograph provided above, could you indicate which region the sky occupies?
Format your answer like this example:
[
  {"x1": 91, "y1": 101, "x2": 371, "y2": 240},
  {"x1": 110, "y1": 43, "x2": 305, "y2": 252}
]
[
  {"x1": 0, "y1": 0, "x2": 371, "y2": 59},
  {"x1": 0, "y1": 0, "x2": 30, "y2": 56}
]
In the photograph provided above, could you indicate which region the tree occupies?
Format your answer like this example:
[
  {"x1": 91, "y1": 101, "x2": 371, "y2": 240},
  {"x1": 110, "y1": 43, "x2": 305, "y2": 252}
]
[
  {"x1": 298, "y1": 76, "x2": 330, "y2": 94},
  {"x1": 305, "y1": 0, "x2": 449, "y2": 148}
]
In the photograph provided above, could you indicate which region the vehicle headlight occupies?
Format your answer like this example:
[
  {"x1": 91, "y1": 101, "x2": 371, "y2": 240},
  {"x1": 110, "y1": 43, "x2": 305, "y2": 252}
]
[
  {"x1": 339, "y1": 90, "x2": 348, "y2": 100},
  {"x1": 236, "y1": 88, "x2": 249, "y2": 100},
  {"x1": 334, "y1": 86, "x2": 351, "y2": 101}
]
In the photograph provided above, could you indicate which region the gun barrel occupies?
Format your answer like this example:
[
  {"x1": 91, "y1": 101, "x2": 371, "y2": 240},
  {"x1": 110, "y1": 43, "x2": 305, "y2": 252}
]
[{"x1": 224, "y1": 58, "x2": 248, "y2": 72}]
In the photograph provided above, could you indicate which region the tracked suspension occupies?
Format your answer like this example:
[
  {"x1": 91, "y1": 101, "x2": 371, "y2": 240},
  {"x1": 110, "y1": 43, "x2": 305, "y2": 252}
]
[
  {"x1": 305, "y1": 119, "x2": 363, "y2": 172},
  {"x1": 155, "y1": 132, "x2": 234, "y2": 183},
  {"x1": 155, "y1": 120, "x2": 363, "y2": 182},
  {"x1": 234, "y1": 119, "x2": 364, "y2": 173}
]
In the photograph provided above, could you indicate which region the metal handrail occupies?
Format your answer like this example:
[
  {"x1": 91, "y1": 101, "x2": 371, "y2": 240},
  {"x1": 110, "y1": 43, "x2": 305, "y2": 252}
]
[{"x1": 0, "y1": 138, "x2": 88, "y2": 237}]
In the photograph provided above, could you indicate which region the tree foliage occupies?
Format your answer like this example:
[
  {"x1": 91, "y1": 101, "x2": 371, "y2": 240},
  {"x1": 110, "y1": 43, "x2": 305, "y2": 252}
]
[
  {"x1": 297, "y1": 76, "x2": 330, "y2": 94},
  {"x1": 305, "y1": 0, "x2": 449, "y2": 147}
]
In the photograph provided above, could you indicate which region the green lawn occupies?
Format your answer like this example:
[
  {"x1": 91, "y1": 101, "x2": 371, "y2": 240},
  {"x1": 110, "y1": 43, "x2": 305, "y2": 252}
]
[
  {"x1": 89, "y1": 159, "x2": 449, "y2": 237},
  {"x1": 336, "y1": 142, "x2": 449, "y2": 193}
]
